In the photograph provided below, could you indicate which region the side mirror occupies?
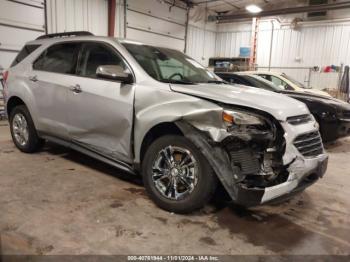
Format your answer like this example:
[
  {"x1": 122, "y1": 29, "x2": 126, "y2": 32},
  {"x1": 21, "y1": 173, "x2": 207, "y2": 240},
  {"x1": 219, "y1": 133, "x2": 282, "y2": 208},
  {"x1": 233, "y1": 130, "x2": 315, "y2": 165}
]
[{"x1": 96, "y1": 65, "x2": 133, "y2": 84}]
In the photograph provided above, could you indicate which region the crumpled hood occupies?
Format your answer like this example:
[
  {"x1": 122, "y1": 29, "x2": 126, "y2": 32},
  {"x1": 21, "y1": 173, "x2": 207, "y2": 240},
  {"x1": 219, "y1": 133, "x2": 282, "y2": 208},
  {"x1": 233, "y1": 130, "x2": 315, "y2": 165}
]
[{"x1": 171, "y1": 83, "x2": 309, "y2": 121}]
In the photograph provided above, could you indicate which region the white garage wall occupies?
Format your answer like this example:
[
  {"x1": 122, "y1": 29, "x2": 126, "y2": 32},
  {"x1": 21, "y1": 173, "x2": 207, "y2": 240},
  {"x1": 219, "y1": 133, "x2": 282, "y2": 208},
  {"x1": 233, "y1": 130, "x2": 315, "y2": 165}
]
[
  {"x1": 215, "y1": 19, "x2": 350, "y2": 90},
  {"x1": 186, "y1": 25, "x2": 216, "y2": 67},
  {"x1": 257, "y1": 21, "x2": 350, "y2": 90},
  {"x1": 45, "y1": 0, "x2": 188, "y2": 51},
  {"x1": 46, "y1": 0, "x2": 108, "y2": 35},
  {"x1": 216, "y1": 30, "x2": 251, "y2": 58},
  {"x1": 215, "y1": 22, "x2": 252, "y2": 58},
  {"x1": 125, "y1": 0, "x2": 187, "y2": 51},
  {"x1": 0, "y1": 0, "x2": 45, "y2": 68},
  {"x1": 186, "y1": 6, "x2": 217, "y2": 66}
]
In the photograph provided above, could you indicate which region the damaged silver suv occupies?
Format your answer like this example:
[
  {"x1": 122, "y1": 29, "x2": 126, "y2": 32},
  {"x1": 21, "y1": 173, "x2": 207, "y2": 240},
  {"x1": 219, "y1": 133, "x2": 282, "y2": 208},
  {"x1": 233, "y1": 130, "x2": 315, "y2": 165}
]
[{"x1": 4, "y1": 32, "x2": 328, "y2": 213}]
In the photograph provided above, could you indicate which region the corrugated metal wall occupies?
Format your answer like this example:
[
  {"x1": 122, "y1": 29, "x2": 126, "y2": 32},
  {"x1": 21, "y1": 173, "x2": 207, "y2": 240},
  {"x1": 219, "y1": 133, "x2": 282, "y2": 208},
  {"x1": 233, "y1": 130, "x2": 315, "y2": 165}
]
[
  {"x1": 257, "y1": 23, "x2": 350, "y2": 90},
  {"x1": 186, "y1": 25, "x2": 216, "y2": 66},
  {"x1": 215, "y1": 30, "x2": 251, "y2": 58},
  {"x1": 215, "y1": 20, "x2": 350, "y2": 90},
  {"x1": 46, "y1": 0, "x2": 108, "y2": 35},
  {"x1": 256, "y1": 23, "x2": 312, "y2": 88}
]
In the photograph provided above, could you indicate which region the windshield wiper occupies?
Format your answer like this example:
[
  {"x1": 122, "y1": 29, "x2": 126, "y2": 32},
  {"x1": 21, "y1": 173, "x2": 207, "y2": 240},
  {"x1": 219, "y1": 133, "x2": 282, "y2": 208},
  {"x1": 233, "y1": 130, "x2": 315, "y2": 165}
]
[{"x1": 160, "y1": 79, "x2": 195, "y2": 85}]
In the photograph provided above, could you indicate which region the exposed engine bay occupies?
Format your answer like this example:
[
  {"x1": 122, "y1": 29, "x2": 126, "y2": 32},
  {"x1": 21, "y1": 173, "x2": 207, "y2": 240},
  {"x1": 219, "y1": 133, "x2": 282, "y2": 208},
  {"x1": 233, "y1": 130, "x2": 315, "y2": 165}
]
[
  {"x1": 176, "y1": 106, "x2": 307, "y2": 206},
  {"x1": 221, "y1": 112, "x2": 290, "y2": 189}
]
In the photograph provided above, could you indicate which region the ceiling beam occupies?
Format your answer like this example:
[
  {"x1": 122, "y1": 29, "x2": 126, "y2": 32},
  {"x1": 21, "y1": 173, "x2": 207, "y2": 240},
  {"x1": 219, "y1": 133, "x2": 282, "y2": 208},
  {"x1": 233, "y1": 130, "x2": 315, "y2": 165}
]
[
  {"x1": 217, "y1": 1, "x2": 350, "y2": 22},
  {"x1": 194, "y1": 0, "x2": 223, "y2": 4},
  {"x1": 221, "y1": 0, "x2": 240, "y2": 10}
]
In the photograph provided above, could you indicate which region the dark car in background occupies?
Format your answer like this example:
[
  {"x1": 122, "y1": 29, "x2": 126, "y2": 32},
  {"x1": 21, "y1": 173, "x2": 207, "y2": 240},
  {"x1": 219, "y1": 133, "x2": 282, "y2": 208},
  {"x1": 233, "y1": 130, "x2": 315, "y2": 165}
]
[{"x1": 217, "y1": 72, "x2": 350, "y2": 142}]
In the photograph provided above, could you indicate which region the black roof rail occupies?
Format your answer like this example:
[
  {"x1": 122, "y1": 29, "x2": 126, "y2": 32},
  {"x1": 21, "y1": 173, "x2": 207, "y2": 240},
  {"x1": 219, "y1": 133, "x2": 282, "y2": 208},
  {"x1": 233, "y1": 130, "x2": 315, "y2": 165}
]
[{"x1": 36, "y1": 31, "x2": 94, "y2": 40}]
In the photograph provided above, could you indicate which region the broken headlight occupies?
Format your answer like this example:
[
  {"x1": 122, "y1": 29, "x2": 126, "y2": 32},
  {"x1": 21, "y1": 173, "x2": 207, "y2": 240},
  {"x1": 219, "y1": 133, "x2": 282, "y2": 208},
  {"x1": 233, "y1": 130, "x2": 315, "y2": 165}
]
[{"x1": 222, "y1": 110, "x2": 264, "y2": 127}]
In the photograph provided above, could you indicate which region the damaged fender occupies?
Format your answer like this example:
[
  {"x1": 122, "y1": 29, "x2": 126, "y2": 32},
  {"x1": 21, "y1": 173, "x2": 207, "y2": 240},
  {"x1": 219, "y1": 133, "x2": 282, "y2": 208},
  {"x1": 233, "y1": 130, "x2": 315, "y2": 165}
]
[
  {"x1": 175, "y1": 120, "x2": 242, "y2": 201},
  {"x1": 134, "y1": 84, "x2": 328, "y2": 206},
  {"x1": 176, "y1": 118, "x2": 328, "y2": 206}
]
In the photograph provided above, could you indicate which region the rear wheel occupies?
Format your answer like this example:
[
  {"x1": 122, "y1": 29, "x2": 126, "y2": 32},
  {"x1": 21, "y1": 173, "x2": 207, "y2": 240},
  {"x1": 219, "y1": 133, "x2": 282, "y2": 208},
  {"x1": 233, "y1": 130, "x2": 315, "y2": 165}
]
[
  {"x1": 142, "y1": 135, "x2": 217, "y2": 214},
  {"x1": 9, "y1": 105, "x2": 44, "y2": 153}
]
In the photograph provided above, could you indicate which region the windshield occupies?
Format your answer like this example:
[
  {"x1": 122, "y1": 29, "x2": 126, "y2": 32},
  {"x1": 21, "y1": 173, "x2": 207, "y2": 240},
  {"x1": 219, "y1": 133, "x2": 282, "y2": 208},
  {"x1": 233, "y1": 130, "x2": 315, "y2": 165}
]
[
  {"x1": 282, "y1": 73, "x2": 309, "y2": 89},
  {"x1": 122, "y1": 43, "x2": 220, "y2": 84},
  {"x1": 246, "y1": 75, "x2": 285, "y2": 91}
]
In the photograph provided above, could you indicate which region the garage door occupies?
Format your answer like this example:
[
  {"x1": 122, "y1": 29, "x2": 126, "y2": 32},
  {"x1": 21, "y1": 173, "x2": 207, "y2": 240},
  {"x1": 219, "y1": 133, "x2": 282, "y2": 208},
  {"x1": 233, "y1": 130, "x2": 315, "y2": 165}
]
[
  {"x1": 126, "y1": 0, "x2": 187, "y2": 51},
  {"x1": 0, "y1": 0, "x2": 45, "y2": 69}
]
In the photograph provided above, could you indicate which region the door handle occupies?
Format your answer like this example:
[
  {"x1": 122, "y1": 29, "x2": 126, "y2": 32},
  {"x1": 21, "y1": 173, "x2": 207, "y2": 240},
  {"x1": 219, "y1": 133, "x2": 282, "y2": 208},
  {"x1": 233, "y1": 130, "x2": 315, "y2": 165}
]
[
  {"x1": 29, "y1": 75, "x2": 38, "y2": 82},
  {"x1": 70, "y1": 84, "x2": 82, "y2": 93}
]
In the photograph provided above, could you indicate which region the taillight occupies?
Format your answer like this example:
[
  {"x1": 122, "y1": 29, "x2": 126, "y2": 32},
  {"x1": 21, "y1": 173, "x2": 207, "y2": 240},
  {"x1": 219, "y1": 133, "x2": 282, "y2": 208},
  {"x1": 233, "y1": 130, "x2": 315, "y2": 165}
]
[{"x1": 2, "y1": 71, "x2": 8, "y2": 83}]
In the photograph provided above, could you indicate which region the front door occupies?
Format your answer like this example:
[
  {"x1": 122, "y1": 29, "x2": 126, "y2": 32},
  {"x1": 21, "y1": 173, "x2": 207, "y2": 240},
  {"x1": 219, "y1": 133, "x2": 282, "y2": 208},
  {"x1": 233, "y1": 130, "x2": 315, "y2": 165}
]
[{"x1": 66, "y1": 42, "x2": 135, "y2": 163}]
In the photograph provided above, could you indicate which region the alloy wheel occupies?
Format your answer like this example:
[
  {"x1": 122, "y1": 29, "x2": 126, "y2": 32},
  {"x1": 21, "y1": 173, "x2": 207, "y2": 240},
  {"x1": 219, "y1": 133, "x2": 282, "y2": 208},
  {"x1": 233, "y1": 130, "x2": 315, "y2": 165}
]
[
  {"x1": 152, "y1": 146, "x2": 199, "y2": 201},
  {"x1": 12, "y1": 113, "x2": 29, "y2": 146}
]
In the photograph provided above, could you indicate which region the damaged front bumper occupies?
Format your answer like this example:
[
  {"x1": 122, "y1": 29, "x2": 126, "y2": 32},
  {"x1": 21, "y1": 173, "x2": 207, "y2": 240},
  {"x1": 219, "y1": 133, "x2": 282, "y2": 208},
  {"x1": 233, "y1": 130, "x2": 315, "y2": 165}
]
[
  {"x1": 235, "y1": 154, "x2": 328, "y2": 206},
  {"x1": 176, "y1": 116, "x2": 329, "y2": 207}
]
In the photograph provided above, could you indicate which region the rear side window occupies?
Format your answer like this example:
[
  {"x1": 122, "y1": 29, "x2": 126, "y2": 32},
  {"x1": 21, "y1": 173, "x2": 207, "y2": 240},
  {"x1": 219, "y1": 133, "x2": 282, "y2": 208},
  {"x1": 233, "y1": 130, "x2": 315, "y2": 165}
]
[
  {"x1": 33, "y1": 43, "x2": 80, "y2": 74},
  {"x1": 11, "y1": 44, "x2": 41, "y2": 67}
]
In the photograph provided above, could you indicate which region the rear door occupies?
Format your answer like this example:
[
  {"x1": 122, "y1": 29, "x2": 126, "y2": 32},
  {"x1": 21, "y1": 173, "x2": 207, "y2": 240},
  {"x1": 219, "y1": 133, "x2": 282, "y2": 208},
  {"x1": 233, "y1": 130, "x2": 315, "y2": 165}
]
[
  {"x1": 66, "y1": 42, "x2": 135, "y2": 163},
  {"x1": 31, "y1": 42, "x2": 80, "y2": 138}
]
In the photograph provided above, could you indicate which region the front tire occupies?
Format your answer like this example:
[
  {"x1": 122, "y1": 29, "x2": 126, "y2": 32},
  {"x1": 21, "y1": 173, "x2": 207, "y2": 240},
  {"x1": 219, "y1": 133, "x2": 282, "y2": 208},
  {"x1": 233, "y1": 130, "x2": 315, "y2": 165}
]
[
  {"x1": 9, "y1": 105, "x2": 44, "y2": 153},
  {"x1": 142, "y1": 135, "x2": 217, "y2": 214}
]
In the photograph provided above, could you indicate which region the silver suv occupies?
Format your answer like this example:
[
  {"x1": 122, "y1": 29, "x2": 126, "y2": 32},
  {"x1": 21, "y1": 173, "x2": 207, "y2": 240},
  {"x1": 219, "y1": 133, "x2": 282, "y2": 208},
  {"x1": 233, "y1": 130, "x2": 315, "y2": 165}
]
[{"x1": 4, "y1": 32, "x2": 328, "y2": 213}]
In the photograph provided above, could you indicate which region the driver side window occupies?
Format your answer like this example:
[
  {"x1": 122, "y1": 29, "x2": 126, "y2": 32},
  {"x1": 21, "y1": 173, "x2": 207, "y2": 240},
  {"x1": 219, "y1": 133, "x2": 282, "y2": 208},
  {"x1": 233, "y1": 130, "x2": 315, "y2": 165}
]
[{"x1": 77, "y1": 43, "x2": 127, "y2": 79}]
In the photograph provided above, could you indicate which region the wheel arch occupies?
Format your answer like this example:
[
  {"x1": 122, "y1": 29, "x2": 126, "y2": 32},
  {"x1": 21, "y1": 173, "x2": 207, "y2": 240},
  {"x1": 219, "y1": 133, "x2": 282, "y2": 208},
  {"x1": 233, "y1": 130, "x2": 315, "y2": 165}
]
[
  {"x1": 6, "y1": 95, "x2": 42, "y2": 133},
  {"x1": 139, "y1": 122, "x2": 183, "y2": 164},
  {"x1": 6, "y1": 96, "x2": 26, "y2": 117}
]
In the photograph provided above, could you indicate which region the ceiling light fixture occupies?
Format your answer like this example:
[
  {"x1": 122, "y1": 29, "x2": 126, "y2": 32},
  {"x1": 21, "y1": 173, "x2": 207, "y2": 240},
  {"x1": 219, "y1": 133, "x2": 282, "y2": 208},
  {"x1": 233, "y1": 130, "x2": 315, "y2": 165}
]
[{"x1": 246, "y1": 4, "x2": 262, "y2": 13}]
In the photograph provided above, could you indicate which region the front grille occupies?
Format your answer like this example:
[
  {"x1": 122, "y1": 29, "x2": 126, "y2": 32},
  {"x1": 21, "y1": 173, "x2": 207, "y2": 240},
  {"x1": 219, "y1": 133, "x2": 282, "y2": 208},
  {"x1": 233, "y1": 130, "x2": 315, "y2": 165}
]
[
  {"x1": 287, "y1": 114, "x2": 313, "y2": 125},
  {"x1": 293, "y1": 131, "x2": 324, "y2": 157}
]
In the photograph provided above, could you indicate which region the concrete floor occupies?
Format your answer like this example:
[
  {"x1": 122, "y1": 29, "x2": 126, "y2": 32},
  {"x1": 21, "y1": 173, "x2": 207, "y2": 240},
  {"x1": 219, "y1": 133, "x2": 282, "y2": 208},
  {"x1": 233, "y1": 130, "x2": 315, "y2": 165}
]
[{"x1": 0, "y1": 120, "x2": 349, "y2": 255}]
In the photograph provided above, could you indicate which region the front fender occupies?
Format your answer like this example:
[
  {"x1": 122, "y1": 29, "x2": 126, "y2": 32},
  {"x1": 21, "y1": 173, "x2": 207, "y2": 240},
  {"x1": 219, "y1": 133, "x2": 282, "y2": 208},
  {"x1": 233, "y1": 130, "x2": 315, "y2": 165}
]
[
  {"x1": 133, "y1": 86, "x2": 226, "y2": 163},
  {"x1": 175, "y1": 121, "x2": 241, "y2": 201}
]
